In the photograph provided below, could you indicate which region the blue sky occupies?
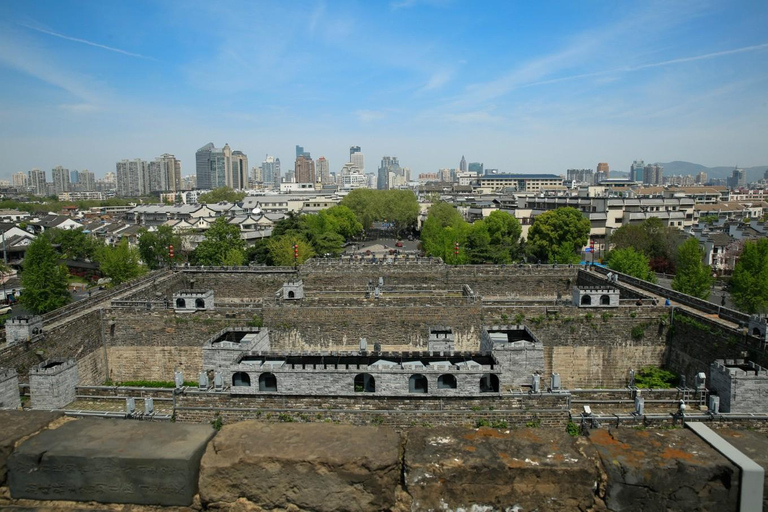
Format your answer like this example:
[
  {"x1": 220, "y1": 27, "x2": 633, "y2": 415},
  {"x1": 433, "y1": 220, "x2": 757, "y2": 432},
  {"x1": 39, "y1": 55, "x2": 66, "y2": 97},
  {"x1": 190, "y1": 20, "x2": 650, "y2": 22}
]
[{"x1": 0, "y1": 0, "x2": 766, "y2": 180}]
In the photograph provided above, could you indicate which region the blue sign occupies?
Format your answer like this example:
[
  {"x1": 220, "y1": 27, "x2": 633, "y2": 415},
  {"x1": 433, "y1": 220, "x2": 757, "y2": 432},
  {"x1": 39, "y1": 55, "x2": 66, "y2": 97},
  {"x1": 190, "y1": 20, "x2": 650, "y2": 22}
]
[{"x1": 584, "y1": 248, "x2": 593, "y2": 252}]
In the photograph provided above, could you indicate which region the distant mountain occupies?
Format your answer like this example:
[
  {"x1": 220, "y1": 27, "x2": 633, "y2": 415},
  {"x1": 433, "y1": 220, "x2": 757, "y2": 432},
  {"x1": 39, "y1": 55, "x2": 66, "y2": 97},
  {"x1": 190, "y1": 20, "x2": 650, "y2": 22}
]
[{"x1": 657, "y1": 161, "x2": 768, "y2": 183}]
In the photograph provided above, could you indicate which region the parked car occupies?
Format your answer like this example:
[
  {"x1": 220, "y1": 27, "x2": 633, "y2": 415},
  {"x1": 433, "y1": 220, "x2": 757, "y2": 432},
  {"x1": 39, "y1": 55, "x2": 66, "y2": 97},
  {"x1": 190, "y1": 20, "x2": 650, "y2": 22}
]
[
  {"x1": 395, "y1": 241, "x2": 404, "y2": 248},
  {"x1": 0, "y1": 305, "x2": 12, "y2": 315}
]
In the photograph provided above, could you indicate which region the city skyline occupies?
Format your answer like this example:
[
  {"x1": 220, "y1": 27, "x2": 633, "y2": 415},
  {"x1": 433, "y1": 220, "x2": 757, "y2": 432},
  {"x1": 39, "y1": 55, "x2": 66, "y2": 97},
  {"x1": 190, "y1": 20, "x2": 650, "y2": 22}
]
[{"x1": 0, "y1": 1, "x2": 767, "y2": 180}]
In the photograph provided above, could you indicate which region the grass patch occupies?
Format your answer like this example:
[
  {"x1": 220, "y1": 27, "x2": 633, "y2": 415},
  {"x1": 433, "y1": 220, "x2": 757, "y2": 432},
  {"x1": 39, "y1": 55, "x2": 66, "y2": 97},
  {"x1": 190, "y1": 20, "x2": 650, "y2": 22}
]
[
  {"x1": 566, "y1": 421, "x2": 579, "y2": 436},
  {"x1": 634, "y1": 366, "x2": 678, "y2": 389}
]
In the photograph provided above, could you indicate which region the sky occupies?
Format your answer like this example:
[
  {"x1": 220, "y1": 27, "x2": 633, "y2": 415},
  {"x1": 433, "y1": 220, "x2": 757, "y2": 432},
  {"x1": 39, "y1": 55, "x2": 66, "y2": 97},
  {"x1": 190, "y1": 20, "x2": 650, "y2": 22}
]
[{"x1": 0, "y1": 0, "x2": 767, "y2": 181}]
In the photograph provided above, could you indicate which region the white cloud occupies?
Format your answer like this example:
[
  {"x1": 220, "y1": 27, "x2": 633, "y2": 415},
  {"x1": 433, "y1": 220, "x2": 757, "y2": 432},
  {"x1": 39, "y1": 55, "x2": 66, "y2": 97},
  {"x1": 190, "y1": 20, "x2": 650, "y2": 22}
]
[{"x1": 18, "y1": 23, "x2": 153, "y2": 59}]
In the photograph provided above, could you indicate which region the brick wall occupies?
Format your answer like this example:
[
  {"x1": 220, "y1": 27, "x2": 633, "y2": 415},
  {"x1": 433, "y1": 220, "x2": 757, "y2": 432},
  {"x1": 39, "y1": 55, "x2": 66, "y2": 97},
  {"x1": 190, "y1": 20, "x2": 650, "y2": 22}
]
[{"x1": 107, "y1": 346, "x2": 203, "y2": 383}]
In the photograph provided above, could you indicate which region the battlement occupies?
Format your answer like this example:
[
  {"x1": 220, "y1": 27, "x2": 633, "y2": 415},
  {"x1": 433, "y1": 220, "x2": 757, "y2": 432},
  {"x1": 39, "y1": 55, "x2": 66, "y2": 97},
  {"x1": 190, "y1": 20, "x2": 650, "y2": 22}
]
[
  {"x1": 173, "y1": 289, "x2": 214, "y2": 312},
  {"x1": 711, "y1": 359, "x2": 768, "y2": 378},
  {"x1": 572, "y1": 286, "x2": 620, "y2": 308},
  {"x1": 29, "y1": 359, "x2": 77, "y2": 376}
]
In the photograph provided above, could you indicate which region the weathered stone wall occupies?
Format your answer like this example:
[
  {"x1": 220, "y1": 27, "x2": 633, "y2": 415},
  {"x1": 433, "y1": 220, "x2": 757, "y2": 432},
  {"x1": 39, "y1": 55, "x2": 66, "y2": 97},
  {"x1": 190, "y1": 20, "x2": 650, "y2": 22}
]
[
  {"x1": 264, "y1": 303, "x2": 482, "y2": 351},
  {"x1": 0, "y1": 309, "x2": 104, "y2": 385},
  {"x1": 29, "y1": 360, "x2": 78, "y2": 410},
  {"x1": 0, "y1": 369, "x2": 20, "y2": 409},
  {"x1": 106, "y1": 346, "x2": 203, "y2": 384}
]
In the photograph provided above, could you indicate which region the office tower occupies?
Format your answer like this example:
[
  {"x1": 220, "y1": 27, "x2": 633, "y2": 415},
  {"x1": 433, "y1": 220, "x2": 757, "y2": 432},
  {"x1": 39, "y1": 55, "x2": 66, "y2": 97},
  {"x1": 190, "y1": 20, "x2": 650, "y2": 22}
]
[
  {"x1": 460, "y1": 156, "x2": 467, "y2": 173},
  {"x1": 70, "y1": 170, "x2": 80, "y2": 184},
  {"x1": 251, "y1": 166, "x2": 262, "y2": 184},
  {"x1": 295, "y1": 154, "x2": 315, "y2": 184},
  {"x1": 296, "y1": 145, "x2": 305, "y2": 159},
  {"x1": 316, "y1": 156, "x2": 330, "y2": 184},
  {"x1": 231, "y1": 151, "x2": 248, "y2": 189},
  {"x1": 468, "y1": 162, "x2": 483, "y2": 174},
  {"x1": 377, "y1": 156, "x2": 401, "y2": 190},
  {"x1": 196, "y1": 143, "x2": 239, "y2": 190},
  {"x1": 262, "y1": 156, "x2": 281, "y2": 189},
  {"x1": 350, "y1": 146, "x2": 364, "y2": 174},
  {"x1": 596, "y1": 162, "x2": 610, "y2": 179},
  {"x1": 51, "y1": 166, "x2": 70, "y2": 194},
  {"x1": 116, "y1": 159, "x2": 150, "y2": 197},
  {"x1": 728, "y1": 167, "x2": 746, "y2": 189},
  {"x1": 630, "y1": 160, "x2": 645, "y2": 182},
  {"x1": 79, "y1": 170, "x2": 95, "y2": 191},
  {"x1": 696, "y1": 172, "x2": 708, "y2": 185},
  {"x1": 12, "y1": 172, "x2": 28, "y2": 188},
  {"x1": 566, "y1": 169, "x2": 594, "y2": 183}
]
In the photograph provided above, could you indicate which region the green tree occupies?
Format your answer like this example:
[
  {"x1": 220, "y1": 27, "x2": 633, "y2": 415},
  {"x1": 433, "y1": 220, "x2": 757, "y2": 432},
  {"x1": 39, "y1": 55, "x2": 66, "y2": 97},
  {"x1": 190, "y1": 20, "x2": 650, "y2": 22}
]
[
  {"x1": 730, "y1": 239, "x2": 768, "y2": 313},
  {"x1": 197, "y1": 187, "x2": 247, "y2": 204},
  {"x1": 340, "y1": 189, "x2": 418, "y2": 234},
  {"x1": 137, "y1": 226, "x2": 183, "y2": 269},
  {"x1": 527, "y1": 207, "x2": 590, "y2": 264},
  {"x1": 607, "y1": 247, "x2": 657, "y2": 282},
  {"x1": 49, "y1": 228, "x2": 104, "y2": 261},
  {"x1": 221, "y1": 248, "x2": 245, "y2": 266},
  {"x1": 96, "y1": 239, "x2": 146, "y2": 286},
  {"x1": 193, "y1": 217, "x2": 246, "y2": 265},
  {"x1": 267, "y1": 235, "x2": 315, "y2": 266},
  {"x1": 420, "y1": 202, "x2": 470, "y2": 262},
  {"x1": 19, "y1": 236, "x2": 71, "y2": 314},
  {"x1": 671, "y1": 238, "x2": 713, "y2": 299},
  {"x1": 609, "y1": 217, "x2": 684, "y2": 273}
]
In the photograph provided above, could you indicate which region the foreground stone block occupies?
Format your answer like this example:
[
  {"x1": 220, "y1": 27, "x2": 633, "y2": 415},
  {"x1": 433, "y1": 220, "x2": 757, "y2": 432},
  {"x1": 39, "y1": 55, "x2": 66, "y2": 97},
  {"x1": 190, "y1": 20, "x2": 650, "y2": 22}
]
[
  {"x1": 715, "y1": 428, "x2": 768, "y2": 512},
  {"x1": 199, "y1": 421, "x2": 400, "y2": 511},
  {"x1": 0, "y1": 410, "x2": 62, "y2": 485},
  {"x1": 8, "y1": 418, "x2": 215, "y2": 506},
  {"x1": 589, "y1": 428, "x2": 738, "y2": 511},
  {"x1": 404, "y1": 427, "x2": 602, "y2": 511}
]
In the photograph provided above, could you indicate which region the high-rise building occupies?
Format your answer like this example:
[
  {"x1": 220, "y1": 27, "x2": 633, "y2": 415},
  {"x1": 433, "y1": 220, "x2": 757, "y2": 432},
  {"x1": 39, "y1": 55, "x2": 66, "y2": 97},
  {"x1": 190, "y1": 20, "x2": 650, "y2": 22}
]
[
  {"x1": 196, "y1": 143, "x2": 243, "y2": 190},
  {"x1": 51, "y1": 166, "x2": 70, "y2": 194},
  {"x1": 12, "y1": 172, "x2": 28, "y2": 188},
  {"x1": 459, "y1": 156, "x2": 467, "y2": 173},
  {"x1": 316, "y1": 157, "x2": 330, "y2": 184},
  {"x1": 70, "y1": 170, "x2": 80, "y2": 184},
  {"x1": 630, "y1": 160, "x2": 645, "y2": 182},
  {"x1": 261, "y1": 156, "x2": 281, "y2": 189},
  {"x1": 231, "y1": 151, "x2": 248, "y2": 189},
  {"x1": 695, "y1": 172, "x2": 708, "y2": 185},
  {"x1": 566, "y1": 169, "x2": 594, "y2": 183},
  {"x1": 251, "y1": 166, "x2": 262, "y2": 184},
  {"x1": 643, "y1": 164, "x2": 663, "y2": 185},
  {"x1": 79, "y1": 170, "x2": 95, "y2": 191},
  {"x1": 116, "y1": 159, "x2": 150, "y2": 197},
  {"x1": 29, "y1": 168, "x2": 48, "y2": 196},
  {"x1": 296, "y1": 145, "x2": 305, "y2": 159},
  {"x1": 295, "y1": 154, "x2": 315, "y2": 184},
  {"x1": 727, "y1": 167, "x2": 746, "y2": 189},
  {"x1": 468, "y1": 162, "x2": 483, "y2": 174},
  {"x1": 350, "y1": 146, "x2": 364, "y2": 174},
  {"x1": 377, "y1": 156, "x2": 401, "y2": 190},
  {"x1": 596, "y1": 162, "x2": 610, "y2": 179}
]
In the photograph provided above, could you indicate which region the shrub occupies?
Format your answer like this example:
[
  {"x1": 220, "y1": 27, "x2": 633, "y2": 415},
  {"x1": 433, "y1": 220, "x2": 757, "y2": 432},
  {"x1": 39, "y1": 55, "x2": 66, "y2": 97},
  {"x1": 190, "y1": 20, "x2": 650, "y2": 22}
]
[
  {"x1": 631, "y1": 325, "x2": 644, "y2": 339},
  {"x1": 566, "y1": 421, "x2": 579, "y2": 436},
  {"x1": 491, "y1": 420, "x2": 508, "y2": 429},
  {"x1": 475, "y1": 418, "x2": 490, "y2": 427},
  {"x1": 634, "y1": 366, "x2": 678, "y2": 389}
]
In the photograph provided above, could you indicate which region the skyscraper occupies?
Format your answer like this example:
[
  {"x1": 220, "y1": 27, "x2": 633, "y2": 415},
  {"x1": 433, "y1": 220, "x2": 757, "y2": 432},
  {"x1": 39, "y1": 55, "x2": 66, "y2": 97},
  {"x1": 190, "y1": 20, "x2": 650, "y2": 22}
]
[
  {"x1": 231, "y1": 151, "x2": 249, "y2": 190},
  {"x1": 727, "y1": 167, "x2": 746, "y2": 189},
  {"x1": 261, "y1": 156, "x2": 281, "y2": 189},
  {"x1": 630, "y1": 160, "x2": 645, "y2": 182},
  {"x1": 12, "y1": 172, "x2": 28, "y2": 188},
  {"x1": 459, "y1": 156, "x2": 467, "y2": 173},
  {"x1": 316, "y1": 157, "x2": 330, "y2": 184},
  {"x1": 28, "y1": 168, "x2": 46, "y2": 196},
  {"x1": 51, "y1": 166, "x2": 71, "y2": 194},
  {"x1": 350, "y1": 146, "x2": 365, "y2": 174},
  {"x1": 70, "y1": 170, "x2": 80, "y2": 184},
  {"x1": 378, "y1": 156, "x2": 401, "y2": 190},
  {"x1": 643, "y1": 164, "x2": 663, "y2": 185},
  {"x1": 116, "y1": 159, "x2": 150, "y2": 197},
  {"x1": 79, "y1": 170, "x2": 96, "y2": 191},
  {"x1": 197, "y1": 143, "x2": 242, "y2": 190},
  {"x1": 295, "y1": 154, "x2": 315, "y2": 184},
  {"x1": 296, "y1": 145, "x2": 305, "y2": 159}
]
